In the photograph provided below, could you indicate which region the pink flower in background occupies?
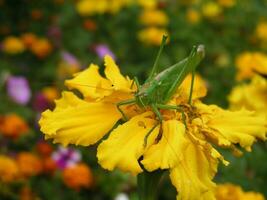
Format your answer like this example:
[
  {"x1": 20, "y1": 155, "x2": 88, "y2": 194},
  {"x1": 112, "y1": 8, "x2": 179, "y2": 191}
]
[
  {"x1": 52, "y1": 146, "x2": 81, "y2": 170},
  {"x1": 6, "y1": 76, "x2": 31, "y2": 105},
  {"x1": 95, "y1": 44, "x2": 115, "y2": 60},
  {"x1": 61, "y1": 51, "x2": 80, "y2": 66}
]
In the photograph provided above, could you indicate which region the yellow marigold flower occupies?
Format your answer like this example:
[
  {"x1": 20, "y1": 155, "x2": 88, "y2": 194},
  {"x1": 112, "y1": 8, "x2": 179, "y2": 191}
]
[
  {"x1": 228, "y1": 75, "x2": 267, "y2": 118},
  {"x1": 39, "y1": 55, "x2": 267, "y2": 199},
  {"x1": 216, "y1": 183, "x2": 265, "y2": 200},
  {"x1": 16, "y1": 152, "x2": 43, "y2": 177},
  {"x1": 0, "y1": 155, "x2": 19, "y2": 183},
  {"x1": 137, "y1": 0, "x2": 157, "y2": 9},
  {"x1": 202, "y1": 2, "x2": 222, "y2": 19},
  {"x1": 30, "y1": 38, "x2": 52, "y2": 58},
  {"x1": 256, "y1": 21, "x2": 267, "y2": 42},
  {"x1": 235, "y1": 52, "x2": 267, "y2": 80},
  {"x1": 216, "y1": 183, "x2": 243, "y2": 200},
  {"x1": 2, "y1": 36, "x2": 25, "y2": 54},
  {"x1": 217, "y1": 0, "x2": 236, "y2": 8},
  {"x1": 76, "y1": 0, "x2": 130, "y2": 16},
  {"x1": 63, "y1": 163, "x2": 93, "y2": 190},
  {"x1": 186, "y1": 9, "x2": 201, "y2": 24},
  {"x1": 0, "y1": 113, "x2": 29, "y2": 139},
  {"x1": 139, "y1": 9, "x2": 169, "y2": 26},
  {"x1": 242, "y1": 192, "x2": 265, "y2": 200},
  {"x1": 138, "y1": 27, "x2": 169, "y2": 46}
]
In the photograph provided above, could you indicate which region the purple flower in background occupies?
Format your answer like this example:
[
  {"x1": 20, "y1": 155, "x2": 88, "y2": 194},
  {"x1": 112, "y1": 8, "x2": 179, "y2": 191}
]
[
  {"x1": 95, "y1": 44, "x2": 116, "y2": 60},
  {"x1": 6, "y1": 76, "x2": 31, "y2": 105},
  {"x1": 33, "y1": 92, "x2": 50, "y2": 112},
  {"x1": 52, "y1": 146, "x2": 81, "y2": 170},
  {"x1": 61, "y1": 51, "x2": 80, "y2": 66}
]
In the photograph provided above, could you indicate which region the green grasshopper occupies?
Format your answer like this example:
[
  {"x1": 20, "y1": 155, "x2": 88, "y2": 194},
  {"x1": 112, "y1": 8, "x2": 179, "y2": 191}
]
[
  {"x1": 116, "y1": 36, "x2": 205, "y2": 146},
  {"x1": 117, "y1": 35, "x2": 205, "y2": 121}
]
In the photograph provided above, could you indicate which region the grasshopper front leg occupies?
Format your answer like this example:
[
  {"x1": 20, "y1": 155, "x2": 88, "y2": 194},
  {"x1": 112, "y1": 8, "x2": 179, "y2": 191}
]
[
  {"x1": 116, "y1": 99, "x2": 136, "y2": 121},
  {"x1": 188, "y1": 70, "x2": 195, "y2": 105},
  {"x1": 143, "y1": 104, "x2": 162, "y2": 147},
  {"x1": 156, "y1": 104, "x2": 187, "y2": 128}
]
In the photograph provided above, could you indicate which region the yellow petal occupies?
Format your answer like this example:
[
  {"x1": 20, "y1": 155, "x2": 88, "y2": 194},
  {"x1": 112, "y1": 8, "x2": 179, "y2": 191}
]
[
  {"x1": 39, "y1": 92, "x2": 121, "y2": 146},
  {"x1": 196, "y1": 102, "x2": 267, "y2": 151},
  {"x1": 104, "y1": 55, "x2": 133, "y2": 92},
  {"x1": 228, "y1": 75, "x2": 267, "y2": 117},
  {"x1": 142, "y1": 120, "x2": 188, "y2": 171},
  {"x1": 65, "y1": 64, "x2": 112, "y2": 100},
  {"x1": 97, "y1": 112, "x2": 159, "y2": 175},
  {"x1": 173, "y1": 74, "x2": 207, "y2": 104},
  {"x1": 170, "y1": 139, "x2": 217, "y2": 200}
]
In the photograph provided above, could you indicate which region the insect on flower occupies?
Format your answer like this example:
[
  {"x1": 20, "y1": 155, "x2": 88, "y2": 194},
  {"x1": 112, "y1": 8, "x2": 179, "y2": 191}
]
[{"x1": 116, "y1": 35, "x2": 205, "y2": 146}]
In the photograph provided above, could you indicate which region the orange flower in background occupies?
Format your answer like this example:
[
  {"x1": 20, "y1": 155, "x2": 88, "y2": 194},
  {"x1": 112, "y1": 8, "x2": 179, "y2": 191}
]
[
  {"x1": 36, "y1": 141, "x2": 53, "y2": 157},
  {"x1": 43, "y1": 157, "x2": 57, "y2": 174},
  {"x1": 30, "y1": 38, "x2": 53, "y2": 58},
  {"x1": 0, "y1": 114, "x2": 29, "y2": 139},
  {"x1": 21, "y1": 33, "x2": 38, "y2": 48},
  {"x1": 83, "y1": 19, "x2": 97, "y2": 31},
  {"x1": 31, "y1": 9, "x2": 43, "y2": 20},
  {"x1": 217, "y1": 0, "x2": 236, "y2": 8},
  {"x1": 42, "y1": 87, "x2": 60, "y2": 102},
  {"x1": 20, "y1": 186, "x2": 37, "y2": 200},
  {"x1": 62, "y1": 163, "x2": 93, "y2": 190},
  {"x1": 2, "y1": 36, "x2": 25, "y2": 54},
  {"x1": 16, "y1": 152, "x2": 43, "y2": 177},
  {"x1": 0, "y1": 155, "x2": 20, "y2": 183}
]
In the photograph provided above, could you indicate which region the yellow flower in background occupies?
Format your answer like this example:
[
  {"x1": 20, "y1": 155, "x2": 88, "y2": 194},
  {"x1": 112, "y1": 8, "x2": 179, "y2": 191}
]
[
  {"x1": 217, "y1": 0, "x2": 236, "y2": 8},
  {"x1": 76, "y1": 0, "x2": 130, "y2": 16},
  {"x1": 216, "y1": 183, "x2": 265, "y2": 200},
  {"x1": 39, "y1": 56, "x2": 267, "y2": 200},
  {"x1": 2, "y1": 36, "x2": 25, "y2": 54},
  {"x1": 138, "y1": 27, "x2": 169, "y2": 45},
  {"x1": 0, "y1": 155, "x2": 19, "y2": 183},
  {"x1": 137, "y1": 0, "x2": 157, "y2": 9},
  {"x1": 202, "y1": 2, "x2": 222, "y2": 18},
  {"x1": 180, "y1": 0, "x2": 200, "y2": 6},
  {"x1": 256, "y1": 21, "x2": 267, "y2": 42},
  {"x1": 235, "y1": 52, "x2": 267, "y2": 80},
  {"x1": 229, "y1": 75, "x2": 267, "y2": 117},
  {"x1": 242, "y1": 192, "x2": 266, "y2": 200},
  {"x1": 139, "y1": 9, "x2": 169, "y2": 26},
  {"x1": 186, "y1": 9, "x2": 201, "y2": 24}
]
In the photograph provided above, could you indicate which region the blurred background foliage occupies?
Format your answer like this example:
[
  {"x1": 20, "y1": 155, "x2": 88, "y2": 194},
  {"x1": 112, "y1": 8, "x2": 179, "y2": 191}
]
[{"x1": 0, "y1": 0, "x2": 267, "y2": 199}]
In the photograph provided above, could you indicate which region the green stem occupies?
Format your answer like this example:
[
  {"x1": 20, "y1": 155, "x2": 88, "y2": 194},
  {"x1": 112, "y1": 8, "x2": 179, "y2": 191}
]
[{"x1": 137, "y1": 170, "x2": 163, "y2": 200}]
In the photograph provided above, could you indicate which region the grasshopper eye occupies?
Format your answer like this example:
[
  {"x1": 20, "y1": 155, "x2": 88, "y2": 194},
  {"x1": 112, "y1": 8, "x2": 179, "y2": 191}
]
[{"x1": 197, "y1": 45, "x2": 205, "y2": 58}]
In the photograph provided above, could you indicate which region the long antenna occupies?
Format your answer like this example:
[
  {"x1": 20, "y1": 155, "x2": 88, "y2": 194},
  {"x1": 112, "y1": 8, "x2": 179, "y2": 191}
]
[{"x1": 148, "y1": 35, "x2": 168, "y2": 81}]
